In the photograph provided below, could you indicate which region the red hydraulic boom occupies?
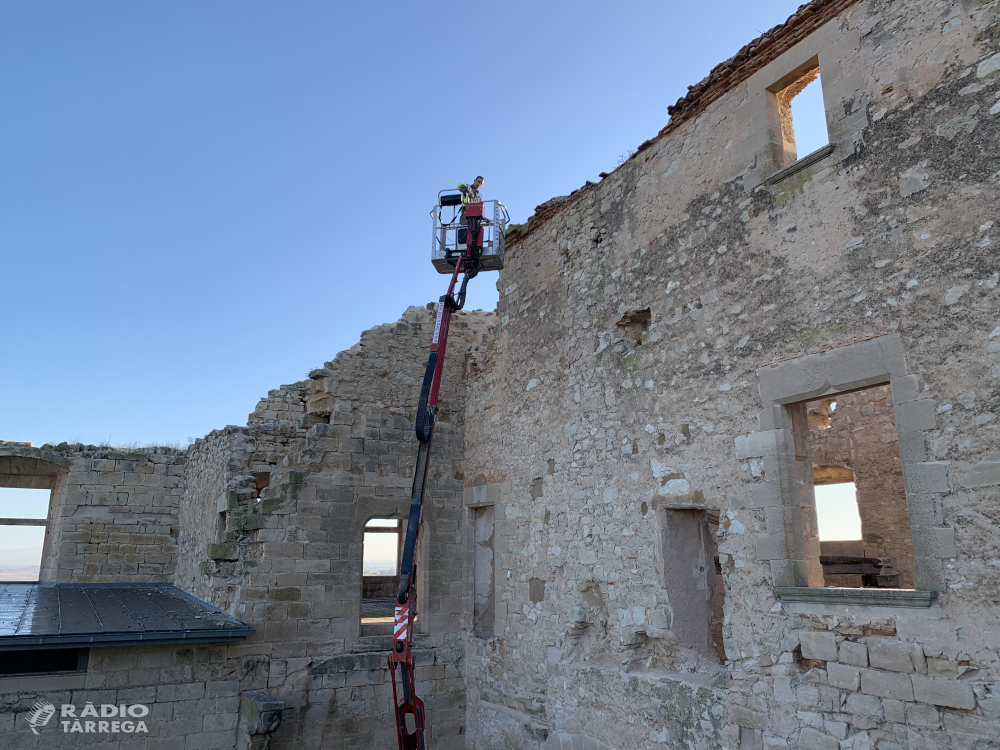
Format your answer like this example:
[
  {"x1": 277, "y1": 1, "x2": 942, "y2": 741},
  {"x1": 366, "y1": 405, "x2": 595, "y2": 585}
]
[{"x1": 389, "y1": 194, "x2": 506, "y2": 750}]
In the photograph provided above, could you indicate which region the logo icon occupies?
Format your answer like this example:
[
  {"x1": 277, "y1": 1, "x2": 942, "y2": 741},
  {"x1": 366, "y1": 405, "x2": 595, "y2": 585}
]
[{"x1": 26, "y1": 701, "x2": 56, "y2": 734}]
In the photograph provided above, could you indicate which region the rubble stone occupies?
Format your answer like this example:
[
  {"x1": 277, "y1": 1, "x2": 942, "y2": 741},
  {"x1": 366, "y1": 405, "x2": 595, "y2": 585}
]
[
  {"x1": 911, "y1": 675, "x2": 977, "y2": 710},
  {"x1": 800, "y1": 630, "x2": 840, "y2": 662}
]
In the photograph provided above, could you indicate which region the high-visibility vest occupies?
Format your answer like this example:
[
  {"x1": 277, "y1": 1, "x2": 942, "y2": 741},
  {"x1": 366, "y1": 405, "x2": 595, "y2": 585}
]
[{"x1": 458, "y1": 182, "x2": 481, "y2": 204}]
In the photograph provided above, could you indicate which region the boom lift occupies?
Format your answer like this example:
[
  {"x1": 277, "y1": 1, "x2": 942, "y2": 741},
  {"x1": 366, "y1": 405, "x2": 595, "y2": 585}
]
[{"x1": 389, "y1": 190, "x2": 507, "y2": 750}]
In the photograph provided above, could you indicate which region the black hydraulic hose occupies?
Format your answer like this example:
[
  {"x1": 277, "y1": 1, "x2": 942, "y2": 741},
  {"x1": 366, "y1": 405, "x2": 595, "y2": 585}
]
[
  {"x1": 397, "y1": 439, "x2": 431, "y2": 604},
  {"x1": 453, "y1": 276, "x2": 469, "y2": 310},
  {"x1": 414, "y1": 353, "x2": 437, "y2": 444}
]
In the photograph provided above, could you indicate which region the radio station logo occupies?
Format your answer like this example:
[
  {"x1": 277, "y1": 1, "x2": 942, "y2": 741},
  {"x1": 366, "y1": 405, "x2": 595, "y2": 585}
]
[
  {"x1": 25, "y1": 701, "x2": 55, "y2": 735},
  {"x1": 24, "y1": 702, "x2": 150, "y2": 734}
]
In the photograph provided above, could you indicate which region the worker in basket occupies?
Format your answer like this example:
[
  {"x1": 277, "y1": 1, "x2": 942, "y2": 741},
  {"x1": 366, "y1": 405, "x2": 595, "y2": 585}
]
[{"x1": 456, "y1": 176, "x2": 490, "y2": 271}]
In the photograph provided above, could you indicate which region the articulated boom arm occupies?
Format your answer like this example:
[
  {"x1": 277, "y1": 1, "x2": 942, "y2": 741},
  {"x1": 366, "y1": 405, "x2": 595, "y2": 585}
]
[{"x1": 389, "y1": 206, "x2": 486, "y2": 750}]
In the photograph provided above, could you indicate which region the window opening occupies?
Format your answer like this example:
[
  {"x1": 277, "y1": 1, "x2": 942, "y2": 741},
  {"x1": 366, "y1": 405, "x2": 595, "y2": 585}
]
[
  {"x1": 660, "y1": 507, "x2": 725, "y2": 662},
  {"x1": 216, "y1": 511, "x2": 227, "y2": 544},
  {"x1": 814, "y1": 482, "x2": 862, "y2": 542},
  {"x1": 0, "y1": 488, "x2": 51, "y2": 581},
  {"x1": 252, "y1": 471, "x2": 271, "y2": 494},
  {"x1": 362, "y1": 518, "x2": 401, "y2": 630},
  {"x1": 770, "y1": 60, "x2": 829, "y2": 168},
  {"x1": 0, "y1": 648, "x2": 89, "y2": 677},
  {"x1": 801, "y1": 385, "x2": 915, "y2": 588},
  {"x1": 473, "y1": 506, "x2": 495, "y2": 638}
]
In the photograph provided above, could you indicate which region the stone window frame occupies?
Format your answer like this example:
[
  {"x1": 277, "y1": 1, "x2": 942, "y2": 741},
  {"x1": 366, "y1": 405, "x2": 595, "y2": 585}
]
[
  {"x1": 741, "y1": 334, "x2": 954, "y2": 605},
  {"x1": 463, "y1": 482, "x2": 509, "y2": 637},
  {"x1": 739, "y1": 17, "x2": 864, "y2": 189},
  {"x1": 764, "y1": 55, "x2": 829, "y2": 174}
]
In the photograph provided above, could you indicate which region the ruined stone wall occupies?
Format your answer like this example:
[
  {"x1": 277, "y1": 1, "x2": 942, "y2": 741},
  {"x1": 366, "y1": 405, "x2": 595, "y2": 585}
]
[
  {"x1": 460, "y1": 0, "x2": 1000, "y2": 747},
  {"x1": 0, "y1": 442, "x2": 183, "y2": 584},
  {"x1": 175, "y1": 426, "x2": 261, "y2": 609},
  {"x1": 169, "y1": 305, "x2": 495, "y2": 749}
]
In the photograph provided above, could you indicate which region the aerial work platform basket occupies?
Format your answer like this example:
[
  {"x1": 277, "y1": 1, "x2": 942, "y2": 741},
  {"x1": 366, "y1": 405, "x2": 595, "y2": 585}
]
[{"x1": 431, "y1": 190, "x2": 507, "y2": 274}]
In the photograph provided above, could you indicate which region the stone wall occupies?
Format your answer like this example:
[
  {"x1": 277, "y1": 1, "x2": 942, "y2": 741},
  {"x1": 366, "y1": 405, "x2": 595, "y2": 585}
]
[
  {"x1": 174, "y1": 426, "x2": 262, "y2": 610},
  {"x1": 1, "y1": 643, "x2": 268, "y2": 750},
  {"x1": 458, "y1": 0, "x2": 1000, "y2": 747},
  {"x1": 180, "y1": 305, "x2": 493, "y2": 748},
  {"x1": 0, "y1": 442, "x2": 183, "y2": 584}
]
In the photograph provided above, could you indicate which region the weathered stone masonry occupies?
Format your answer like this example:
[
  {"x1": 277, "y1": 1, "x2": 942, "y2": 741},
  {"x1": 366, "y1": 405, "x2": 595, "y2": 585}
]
[
  {"x1": 3, "y1": 0, "x2": 1000, "y2": 748},
  {"x1": 460, "y1": 0, "x2": 1000, "y2": 747}
]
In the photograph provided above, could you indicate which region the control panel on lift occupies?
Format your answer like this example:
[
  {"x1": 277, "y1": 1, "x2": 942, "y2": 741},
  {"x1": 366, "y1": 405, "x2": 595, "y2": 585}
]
[{"x1": 430, "y1": 190, "x2": 507, "y2": 274}]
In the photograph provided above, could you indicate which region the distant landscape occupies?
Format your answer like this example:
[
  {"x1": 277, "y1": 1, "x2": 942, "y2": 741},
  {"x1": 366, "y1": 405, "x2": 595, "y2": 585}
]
[
  {"x1": 363, "y1": 560, "x2": 397, "y2": 577},
  {"x1": 0, "y1": 546, "x2": 42, "y2": 581},
  {"x1": 0, "y1": 488, "x2": 49, "y2": 582}
]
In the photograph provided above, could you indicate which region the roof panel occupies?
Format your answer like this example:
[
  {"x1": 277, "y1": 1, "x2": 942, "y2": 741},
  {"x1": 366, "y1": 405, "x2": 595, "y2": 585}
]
[{"x1": 0, "y1": 583, "x2": 254, "y2": 649}]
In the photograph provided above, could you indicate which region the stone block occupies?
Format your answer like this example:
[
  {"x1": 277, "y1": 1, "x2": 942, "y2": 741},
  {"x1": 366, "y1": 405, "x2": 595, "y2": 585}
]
[
  {"x1": 868, "y1": 638, "x2": 917, "y2": 673},
  {"x1": 732, "y1": 704, "x2": 767, "y2": 731},
  {"x1": 745, "y1": 430, "x2": 780, "y2": 458},
  {"x1": 838, "y1": 641, "x2": 868, "y2": 667},
  {"x1": 925, "y1": 658, "x2": 958, "y2": 679},
  {"x1": 907, "y1": 462, "x2": 951, "y2": 494},
  {"x1": 846, "y1": 691, "x2": 883, "y2": 718},
  {"x1": 799, "y1": 630, "x2": 839, "y2": 662},
  {"x1": 958, "y1": 461, "x2": 1000, "y2": 489},
  {"x1": 184, "y1": 730, "x2": 236, "y2": 750},
  {"x1": 941, "y1": 711, "x2": 993, "y2": 736},
  {"x1": 754, "y1": 534, "x2": 787, "y2": 561},
  {"x1": 913, "y1": 526, "x2": 956, "y2": 559},
  {"x1": 977, "y1": 51, "x2": 1000, "y2": 78},
  {"x1": 746, "y1": 482, "x2": 782, "y2": 509},
  {"x1": 860, "y1": 670, "x2": 913, "y2": 701},
  {"x1": 156, "y1": 681, "x2": 206, "y2": 702},
  {"x1": 206, "y1": 543, "x2": 238, "y2": 561},
  {"x1": 889, "y1": 375, "x2": 920, "y2": 405},
  {"x1": 911, "y1": 675, "x2": 976, "y2": 710},
  {"x1": 897, "y1": 430, "x2": 928, "y2": 466},
  {"x1": 827, "y1": 662, "x2": 860, "y2": 691},
  {"x1": 241, "y1": 690, "x2": 284, "y2": 735},
  {"x1": 268, "y1": 587, "x2": 301, "y2": 602},
  {"x1": 883, "y1": 698, "x2": 906, "y2": 723},
  {"x1": 765, "y1": 505, "x2": 791, "y2": 535},
  {"x1": 895, "y1": 399, "x2": 936, "y2": 433},
  {"x1": 735, "y1": 436, "x2": 749, "y2": 459},
  {"x1": 903, "y1": 493, "x2": 941, "y2": 529},
  {"x1": 905, "y1": 702, "x2": 940, "y2": 728},
  {"x1": 798, "y1": 727, "x2": 839, "y2": 750},
  {"x1": 758, "y1": 405, "x2": 786, "y2": 431}
]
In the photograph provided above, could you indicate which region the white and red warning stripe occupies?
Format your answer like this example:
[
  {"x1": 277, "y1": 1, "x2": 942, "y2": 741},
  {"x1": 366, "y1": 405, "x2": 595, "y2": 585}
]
[{"x1": 394, "y1": 604, "x2": 409, "y2": 641}]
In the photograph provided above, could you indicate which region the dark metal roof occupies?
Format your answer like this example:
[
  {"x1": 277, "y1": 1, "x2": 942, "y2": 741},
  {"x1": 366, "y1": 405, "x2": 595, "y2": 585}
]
[{"x1": 0, "y1": 583, "x2": 255, "y2": 650}]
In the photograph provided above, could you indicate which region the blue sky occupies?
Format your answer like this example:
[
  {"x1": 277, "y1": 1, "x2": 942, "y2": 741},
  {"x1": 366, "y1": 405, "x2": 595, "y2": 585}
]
[{"x1": 0, "y1": 1, "x2": 826, "y2": 448}]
